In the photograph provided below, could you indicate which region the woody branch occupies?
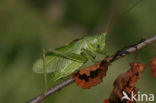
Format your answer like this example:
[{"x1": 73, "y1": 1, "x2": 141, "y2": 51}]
[{"x1": 27, "y1": 35, "x2": 156, "y2": 103}]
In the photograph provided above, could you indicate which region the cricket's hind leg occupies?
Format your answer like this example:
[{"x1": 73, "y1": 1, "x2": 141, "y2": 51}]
[
  {"x1": 47, "y1": 49, "x2": 88, "y2": 63},
  {"x1": 42, "y1": 48, "x2": 48, "y2": 100}
]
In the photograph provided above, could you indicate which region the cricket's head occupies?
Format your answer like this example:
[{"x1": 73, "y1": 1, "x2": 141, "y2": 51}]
[
  {"x1": 95, "y1": 32, "x2": 107, "y2": 52},
  {"x1": 84, "y1": 32, "x2": 107, "y2": 53}
]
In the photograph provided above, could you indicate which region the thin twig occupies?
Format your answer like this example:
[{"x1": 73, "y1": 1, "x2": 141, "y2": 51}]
[
  {"x1": 28, "y1": 78, "x2": 74, "y2": 103},
  {"x1": 27, "y1": 35, "x2": 156, "y2": 103}
]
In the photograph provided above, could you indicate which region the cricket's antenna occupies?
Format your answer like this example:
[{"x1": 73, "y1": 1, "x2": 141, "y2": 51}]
[
  {"x1": 43, "y1": 48, "x2": 48, "y2": 96},
  {"x1": 105, "y1": 0, "x2": 120, "y2": 33},
  {"x1": 105, "y1": 0, "x2": 144, "y2": 33}
]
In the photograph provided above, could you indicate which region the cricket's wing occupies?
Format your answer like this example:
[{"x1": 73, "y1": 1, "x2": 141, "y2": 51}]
[
  {"x1": 52, "y1": 59, "x2": 84, "y2": 80},
  {"x1": 33, "y1": 55, "x2": 84, "y2": 80},
  {"x1": 33, "y1": 55, "x2": 59, "y2": 73}
]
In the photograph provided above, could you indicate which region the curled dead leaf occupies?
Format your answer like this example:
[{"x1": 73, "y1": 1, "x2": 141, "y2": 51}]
[
  {"x1": 104, "y1": 62, "x2": 146, "y2": 103},
  {"x1": 73, "y1": 60, "x2": 108, "y2": 89},
  {"x1": 149, "y1": 56, "x2": 156, "y2": 78}
]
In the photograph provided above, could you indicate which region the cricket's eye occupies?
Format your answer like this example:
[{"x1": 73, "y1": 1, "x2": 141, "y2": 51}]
[
  {"x1": 97, "y1": 45, "x2": 100, "y2": 49},
  {"x1": 81, "y1": 52, "x2": 84, "y2": 55}
]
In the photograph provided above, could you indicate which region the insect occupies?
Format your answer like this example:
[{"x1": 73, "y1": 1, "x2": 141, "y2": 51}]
[{"x1": 33, "y1": 33, "x2": 107, "y2": 81}]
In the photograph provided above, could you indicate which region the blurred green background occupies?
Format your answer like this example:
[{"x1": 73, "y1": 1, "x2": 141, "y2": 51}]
[{"x1": 0, "y1": 0, "x2": 156, "y2": 103}]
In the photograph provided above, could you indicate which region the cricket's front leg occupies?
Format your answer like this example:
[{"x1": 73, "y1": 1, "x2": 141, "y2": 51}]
[
  {"x1": 81, "y1": 48, "x2": 97, "y2": 65},
  {"x1": 97, "y1": 49, "x2": 109, "y2": 57}
]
